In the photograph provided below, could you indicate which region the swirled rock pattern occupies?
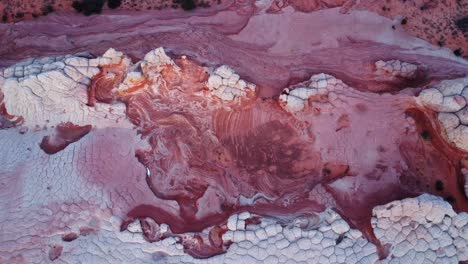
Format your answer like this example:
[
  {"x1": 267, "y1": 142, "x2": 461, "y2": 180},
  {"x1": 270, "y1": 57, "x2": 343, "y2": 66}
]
[{"x1": 0, "y1": 2, "x2": 467, "y2": 263}]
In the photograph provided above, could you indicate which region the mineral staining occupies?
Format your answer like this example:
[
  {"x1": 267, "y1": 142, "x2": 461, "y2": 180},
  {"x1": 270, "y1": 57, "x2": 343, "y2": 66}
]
[
  {"x1": 40, "y1": 122, "x2": 92, "y2": 155},
  {"x1": 0, "y1": 2, "x2": 467, "y2": 264}
]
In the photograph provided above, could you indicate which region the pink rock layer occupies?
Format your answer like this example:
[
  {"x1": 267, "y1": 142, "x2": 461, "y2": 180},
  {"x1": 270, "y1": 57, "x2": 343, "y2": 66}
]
[
  {"x1": 83, "y1": 52, "x2": 467, "y2": 258},
  {"x1": 1, "y1": 0, "x2": 466, "y2": 59}
]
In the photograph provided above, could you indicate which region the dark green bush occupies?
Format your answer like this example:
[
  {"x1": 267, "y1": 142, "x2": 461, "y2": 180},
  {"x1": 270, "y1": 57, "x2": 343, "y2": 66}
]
[
  {"x1": 72, "y1": 0, "x2": 105, "y2": 16},
  {"x1": 107, "y1": 0, "x2": 122, "y2": 9}
]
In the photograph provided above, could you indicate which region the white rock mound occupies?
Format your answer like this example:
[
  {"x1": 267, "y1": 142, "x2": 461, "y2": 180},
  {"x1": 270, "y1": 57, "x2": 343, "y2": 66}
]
[
  {"x1": 0, "y1": 49, "x2": 131, "y2": 128},
  {"x1": 372, "y1": 194, "x2": 468, "y2": 264},
  {"x1": 279, "y1": 73, "x2": 346, "y2": 112},
  {"x1": 417, "y1": 77, "x2": 468, "y2": 151},
  {"x1": 206, "y1": 65, "x2": 256, "y2": 101},
  {"x1": 375, "y1": 60, "x2": 418, "y2": 79}
]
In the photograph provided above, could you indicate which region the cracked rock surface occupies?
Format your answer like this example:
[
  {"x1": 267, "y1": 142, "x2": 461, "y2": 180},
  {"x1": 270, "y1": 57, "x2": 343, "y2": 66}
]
[
  {"x1": 372, "y1": 194, "x2": 468, "y2": 264},
  {"x1": 0, "y1": 2, "x2": 467, "y2": 263},
  {"x1": 1, "y1": 51, "x2": 131, "y2": 129},
  {"x1": 206, "y1": 65, "x2": 256, "y2": 101},
  {"x1": 374, "y1": 60, "x2": 418, "y2": 79},
  {"x1": 0, "y1": 47, "x2": 467, "y2": 263},
  {"x1": 417, "y1": 77, "x2": 468, "y2": 151}
]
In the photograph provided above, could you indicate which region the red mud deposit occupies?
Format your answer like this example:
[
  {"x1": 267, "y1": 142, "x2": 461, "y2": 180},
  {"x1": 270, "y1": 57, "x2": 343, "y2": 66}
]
[
  {"x1": 139, "y1": 217, "x2": 170, "y2": 242},
  {"x1": 48, "y1": 244, "x2": 63, "y2": 261},
  {"x1": 0, "y1": 91, "x2": 23, "y2": 128},
  {"x1": 326, "y1": 108, "x2": 468, "y2": 252},
  {"x1": 87, "y1": 61, "x2": 127, "y2": 106},
  {"x1": 61, "y1": 232, "x2": 79, "y2": 242},
  {"x1": 181, "y1": 232, "x2": 228, "y2": 259},
  {"x1": 124, "y1": 205, "x2": 229, "y2": 257},
  {"x1": 83, "y1": 51, "x2": 468, "y2": 258},
  {"x1": 40, "y1": 122, "x2": 92, "y2": 154}
]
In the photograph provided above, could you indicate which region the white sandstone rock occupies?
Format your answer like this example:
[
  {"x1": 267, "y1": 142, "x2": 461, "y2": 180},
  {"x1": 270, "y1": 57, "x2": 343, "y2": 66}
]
[
  {"x1": 1, "y1": 50, "x2": 132, "y2": 128},
  {"x1": 279, "y1": 73, "x2": 345, "y2": 112},
  {"x1": 417, "y1": 77, "x2": 468, "y2": 152},
  {"x1": 331, "y1": 219, "x2": 350, "y2": 234},
  {"x1": 206, "y1": 65, "x2": 256, "y2": 101},
  {"x1": 372, "y1": 194, "x2": 468, "y2": 264},
  {"x1": 375, "y1": 60, "x2": 418, "y2": 79}
]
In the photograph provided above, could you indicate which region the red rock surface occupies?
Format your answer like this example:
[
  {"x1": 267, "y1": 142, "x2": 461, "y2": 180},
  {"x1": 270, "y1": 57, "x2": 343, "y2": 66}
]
[
  {"x1": 0, "y1": 0, "x2": 467, "y2": 263},
  {"x1": 39, "y1": 122, "x2": 92, "y2": 154},
  {"x1": 101, "y1": 53, "x2": 467, "y2": 258}
]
